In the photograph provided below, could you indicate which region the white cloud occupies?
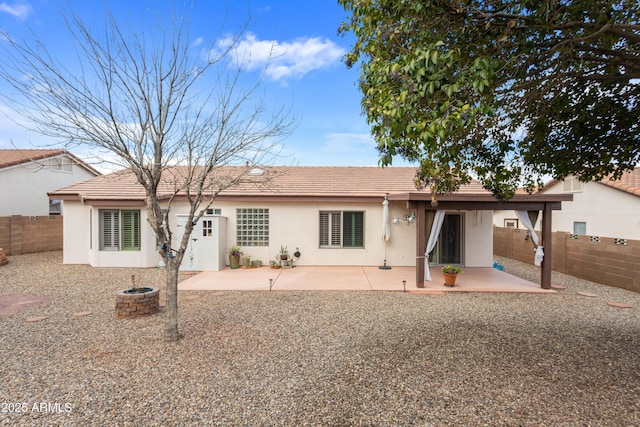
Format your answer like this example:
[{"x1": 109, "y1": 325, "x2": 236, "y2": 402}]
[
  {"x1": 213, "y1": 32, "x2": 345, "y2": 81},
  {"x1": 0, "y1": 2, "x2": 32, "y2": 20},
  {"x1": 191, "y1": 37, "x2": 204, "y2": 48},
  {"x1": 324, "y1": 132, "x2": 374, "y2": 153}
]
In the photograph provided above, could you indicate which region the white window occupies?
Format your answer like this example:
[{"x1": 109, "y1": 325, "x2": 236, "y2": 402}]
[
  {"x1": 562, "y1": 177, "x2": 583, "y2": 193},
  {"x1": 319, "y1": 211, "x2": 365, "y2": 248},
  {"x1": 100, "y1": 209, "x2": 140, "y2": 251},
  {"x1": 50, "y1": 157, "x2": 72, "y2": 172},
  {"x1": 202, "y1": 219, "x2": 213, "y2": 237},
  {"x1": 236, "y1": 208, "x2": 269, "y2": 246}
]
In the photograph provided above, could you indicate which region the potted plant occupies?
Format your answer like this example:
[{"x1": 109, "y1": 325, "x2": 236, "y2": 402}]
[
  {"x1": 228, "y1": 244, "x2": 242, "y2": 269},
  {"x1": 270, "y1": 259, "x2": 281, "y2": 269},
  {"x1": 442, "y1": 265, "x2": 462, "y2": 287},
  {"x1": 279, "y1": 245, "x2": 289, "y2": 261}
]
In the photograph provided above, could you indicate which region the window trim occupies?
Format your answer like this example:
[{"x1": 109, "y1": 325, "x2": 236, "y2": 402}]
[
  {"x1": 49, "y1": 157, "x2": 73, "y2": 173},
  {"x1": 99, "y1": 209, "x2": 141, "y2": 251},
  {"x1": 319, "y1": 210, "x2": 365, "y2": 249}
]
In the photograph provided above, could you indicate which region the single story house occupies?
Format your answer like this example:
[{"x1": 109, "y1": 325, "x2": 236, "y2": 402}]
[
  {"x1": 49, "y1": 166, "x2": 572, "y2": 287},
  {"x1": 0, "y1": 148, "x2": 100, "y2": 216}
]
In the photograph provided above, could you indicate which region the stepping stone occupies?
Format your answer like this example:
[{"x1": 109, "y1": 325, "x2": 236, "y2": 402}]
[
  {"x1": 577, "y1": 292, "x2": 598, "y2": 297},
  {"x1": 26, "y1": 316, "x2": 49, "y2": 322},
  {"x1": 73, "y1": 311, "x2": 91, "y2": 317},
  {"x1": 551, "y1": 284, "x2": 566, "y2": 290},
  {"x1": 607, "y1": 302, "x2": 632, "y2": 309}
]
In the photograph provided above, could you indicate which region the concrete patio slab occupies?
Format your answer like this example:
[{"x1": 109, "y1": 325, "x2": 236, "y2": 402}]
[{"x1": 178, "y1": 265, "x2": 556, "y2": 294}]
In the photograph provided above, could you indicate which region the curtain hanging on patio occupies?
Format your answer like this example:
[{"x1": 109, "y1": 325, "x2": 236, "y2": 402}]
[
  {"x1": 515, "y1": 210, "x2": 544, "y2": 266},
  {"x1": 425, "y1": 210, "x2": 445, "y2": 281}
]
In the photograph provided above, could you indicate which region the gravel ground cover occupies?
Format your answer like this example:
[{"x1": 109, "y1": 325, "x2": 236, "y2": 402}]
[{"x1": 0, "y1": 251, "x2": 639, "y2": 426}]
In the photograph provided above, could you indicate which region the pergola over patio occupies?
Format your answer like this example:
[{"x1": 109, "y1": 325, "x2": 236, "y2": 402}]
[{"x1": 387, "y1": 192, "x2": 574, "y2": 289}]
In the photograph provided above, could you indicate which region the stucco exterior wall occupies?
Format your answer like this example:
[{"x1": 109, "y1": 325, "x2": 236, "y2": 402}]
[
  {"x1": 543, "y1": 181, "x2": 640, "y2": 240},
  {"x1": 0, "y1": 155, "x2": 97, "y2": 216},
  {"x1": 62, "y1": 201, "x2": 158, "y2": 267},
  {"x1": 463, "y1": 210, "x2": 494, "y2": 267},
  {"x1": 61, "y1": 199, "x2": 496, "y2": 269},
  {"x1": 167, "y1": 200, "x2": 418, "y2": 267},
  {"x1": 62, "y1": 202, "x2": 90, "y2": 264}
]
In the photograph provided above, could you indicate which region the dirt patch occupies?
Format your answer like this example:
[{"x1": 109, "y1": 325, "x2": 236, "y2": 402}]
[{"x1": 0, "y1": 295, "x2": 45, "y2": 316}]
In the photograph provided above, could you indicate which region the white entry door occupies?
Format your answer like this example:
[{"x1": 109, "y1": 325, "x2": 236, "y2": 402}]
[{"x1": 176, "y1": 215, "x2": 226, "y2": 271}]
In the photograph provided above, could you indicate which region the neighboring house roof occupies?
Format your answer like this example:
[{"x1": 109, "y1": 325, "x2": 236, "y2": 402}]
[
  {"x1": 598, "y1": 167, "x2": 640, "y2": 197},
  {"x1": 539, "y1": 167, "x2": 640, "y2": 198},
  {"x1": 0, "y1": 148, "x2": 101, "y2": 176},
  {"x1": 49, "y1": 165, "x2": 571, "y2": 207}
]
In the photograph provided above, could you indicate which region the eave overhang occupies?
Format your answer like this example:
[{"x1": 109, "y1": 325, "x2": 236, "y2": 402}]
[{"x1": 388, "y1": 192, "x2": 573, "y2": 210}]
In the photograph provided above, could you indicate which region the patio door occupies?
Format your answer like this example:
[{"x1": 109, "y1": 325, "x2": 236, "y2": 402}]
[{"x1": 426, "y1": 212, "x2": 464, "y2": 265}]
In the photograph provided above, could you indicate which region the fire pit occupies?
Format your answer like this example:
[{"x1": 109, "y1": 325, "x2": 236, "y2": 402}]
[{"x1": 115, "y1": 276, "x2": 160, "y2": 319}]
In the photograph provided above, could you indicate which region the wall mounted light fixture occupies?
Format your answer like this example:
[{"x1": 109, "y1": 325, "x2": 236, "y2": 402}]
[{"x1": 393, "y1": 212, "x2": 416, "y2": 225}]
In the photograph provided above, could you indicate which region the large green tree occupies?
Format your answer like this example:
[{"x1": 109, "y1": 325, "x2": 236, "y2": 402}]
[{"x1": 339, "y1": 0, "x2": 640, "y2": 201}]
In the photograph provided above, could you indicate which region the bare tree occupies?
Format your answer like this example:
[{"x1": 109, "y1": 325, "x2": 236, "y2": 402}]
[{"x1": 0, "y1": 4, "x2": 295, "y2": 341}]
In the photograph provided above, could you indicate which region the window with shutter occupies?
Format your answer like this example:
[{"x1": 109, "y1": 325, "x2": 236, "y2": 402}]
[
  {"x1": 121, "y1": 210, "x2": 140, "y2": 250},
  {"x1": 100, "y1": 210, "x2": 119, "y2": 251},
  {"x1": 99, "y1": 209, "x2": 140, "y2": 251},
  {"x1": 320, "y1": 211, "x2": 341, "y2": 247},
  {"x1": 343, "y1": 211, "x2": 364, "y2": 248},
  {"x1": 319, "y1": 211, "x2": 363, "y2": 248}
]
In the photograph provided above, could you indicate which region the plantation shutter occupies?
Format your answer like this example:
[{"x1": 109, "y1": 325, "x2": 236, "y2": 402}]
[
  {"x1": 121, "y1": 210, "x2": 140, "y2": 250},
  {"x1": 100, "y1": 210, "x2": 119, "y2": 250},
  {"x1": 343, "y1": 211, "x2": 364, "y2": 248},
  {"x1": 319, "y1": 212, "x2": 341, "y2": 247}
]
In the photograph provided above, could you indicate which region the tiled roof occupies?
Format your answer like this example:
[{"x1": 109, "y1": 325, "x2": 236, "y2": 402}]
[
  {"x1": 0, "y1": 148, "x2": 101, "y2": 175},
  {"x1": 598, "y1": 167, "x2": 640, "y2": 197},
  {"x1": 0, "y1": 149, "x2": 67, "y2": 169},
  {"x1": 49, "y1": 165, "x2": 499, "y2": 203},
  {"x1": 50, "y1": 166, "x2": 581, "y2": 208}
]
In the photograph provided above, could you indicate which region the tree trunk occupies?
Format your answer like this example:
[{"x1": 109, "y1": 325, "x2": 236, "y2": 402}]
[{"x1": 164, "y1": 260, "x2": 180, "y2": 342}]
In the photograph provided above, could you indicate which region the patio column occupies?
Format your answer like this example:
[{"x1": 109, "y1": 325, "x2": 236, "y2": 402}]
[
  {"x1": 541, "y1": 203, "x2": 553, "y2": 289},
  {"x1": 416, "y1": 203, "x2": 426, "y2": 287}
]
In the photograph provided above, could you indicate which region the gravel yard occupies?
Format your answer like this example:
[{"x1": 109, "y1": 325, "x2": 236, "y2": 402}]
[{"x1": 1, "y1": 251, "x2": 639, "y2": 426}]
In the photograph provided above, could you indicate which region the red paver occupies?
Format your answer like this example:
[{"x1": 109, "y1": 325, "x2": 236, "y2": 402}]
[
  {"x1": 607, "y1": 302, "x2": 632, "y2": 309},
  {"x1": 577, "y1": 292, "x2": 598, "y2": 297},
  {"x1": 25, "y1": 316, "x2": 49, "y2": 322},
  {"x1": 0, "y1": 295, "x2": 44, "y2": 315},
  {"x1": 73, "y1": 311, "x2": 92, "y2": 317}
]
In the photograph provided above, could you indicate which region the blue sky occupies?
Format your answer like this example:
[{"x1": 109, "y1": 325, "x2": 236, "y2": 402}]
[{"x1": 0, "y1": 0, "x2": 412, "y2": 168}]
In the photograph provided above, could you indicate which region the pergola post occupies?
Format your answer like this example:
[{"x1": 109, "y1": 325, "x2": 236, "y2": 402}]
[
  {"x1": 416, "y1": 203, "x2": 426, "y2": 287},
  {"x1": 541, "y1": 203, "x2": 553, "y2": 289}
]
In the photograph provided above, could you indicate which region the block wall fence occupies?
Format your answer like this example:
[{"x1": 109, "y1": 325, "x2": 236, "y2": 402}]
[
  {"x1": 0, "y1": 215, "x2": 63, "y2": 256},
  {"x1": 494, "y1": 226, "x2": 640, "y2": 293}
]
